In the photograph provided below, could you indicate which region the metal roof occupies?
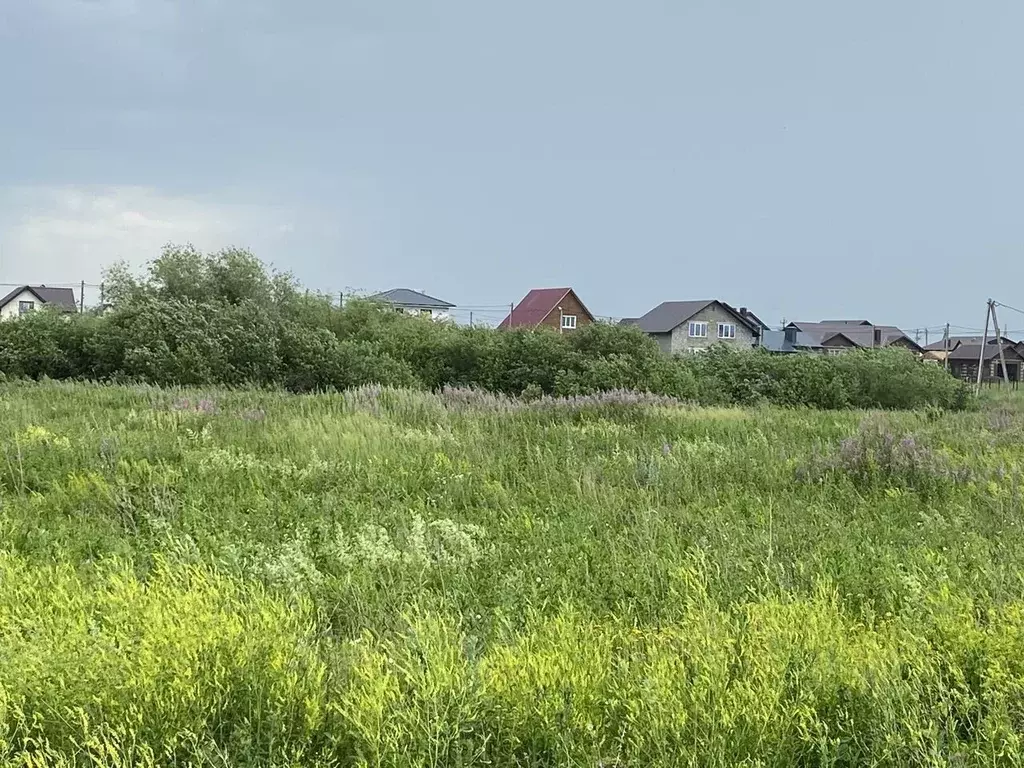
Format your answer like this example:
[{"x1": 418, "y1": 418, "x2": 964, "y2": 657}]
[
  {"x1": 923, "y1": 335, "x2": 1015, "y2": 351},
  {"x1": 631, "y1": 300, "x2": 762, "y2": 335},
  {"x1": 0, "y1": 285, "x2": 78, "y2": 312},
  {"x1": 947, "y1": 342, "x2": 1024, "y2": 362},
  {"x1": 367, "y1": 288, "x2": 455, "y2": 309},
  {"x1": 499, "y1": 288, "x2": 594, "y2": 328},
  {"x1": 760, "y1": 329, "x2": 825, "y2": 353},
  {"x1": 788, "y1": 321, "x2": 922, "y2": 352}
]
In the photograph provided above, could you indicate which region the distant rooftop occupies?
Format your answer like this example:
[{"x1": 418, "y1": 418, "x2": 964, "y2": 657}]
[
  {"x1": 0, "y1": 285, "x2": 78, "y2": 312},
  {"x1": 367, "y1": 288, "x2": 455, "y2": 309}
]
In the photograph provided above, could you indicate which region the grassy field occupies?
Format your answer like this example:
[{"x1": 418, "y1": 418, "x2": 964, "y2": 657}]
[{"x1": 3, "y1": 381, "x2": 1024, "y2": 766}]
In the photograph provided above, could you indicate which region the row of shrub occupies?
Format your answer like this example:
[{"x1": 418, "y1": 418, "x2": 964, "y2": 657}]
[{"x1": 0, "y1": 245, "x2": 970, "y2": 410}]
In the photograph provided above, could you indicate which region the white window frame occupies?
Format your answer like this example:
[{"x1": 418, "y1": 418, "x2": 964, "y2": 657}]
[
  {"x1": 717, "y1": 322, "x2": 736, "y2": 339},
  {"x1": 18, "y1": 301, "x2": 34, "y2": 316},
  {"x1": 561, "y1": 314, "x2": 577, "y2": 330},
  {"x1": 688, "y1": 321, "x2": 708, "y2": 338}
]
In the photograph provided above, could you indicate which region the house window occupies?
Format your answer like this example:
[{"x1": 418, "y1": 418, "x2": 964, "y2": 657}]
[
  {"x1": 561, "y1": 314, "x2": 577, "y2": 330},
  {"x1": 826, "y1": 348, "x2": 844, "y2": 356},
  {"x1": 688, "y1": 321, "x2": 708, "y2": 338},
  {"x1": 718, "y1": 322, "x2": 736, "y2": 339},
  {"x1": 18, "y1": 301, "x2": 34, "y2": 316}
]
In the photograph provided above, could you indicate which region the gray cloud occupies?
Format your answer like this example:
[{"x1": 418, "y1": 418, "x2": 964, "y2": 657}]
[
  {"x1": 3, "y1": 1, "x2": 1024, "y2": 325},
  {"x1": 0, "y1": 185, "x2": 299, "y2": 284}
]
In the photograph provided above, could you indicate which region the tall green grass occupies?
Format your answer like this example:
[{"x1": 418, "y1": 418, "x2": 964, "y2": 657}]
[{"x1": 1, "y1": 381, "x2": 1023, "y2": 765}]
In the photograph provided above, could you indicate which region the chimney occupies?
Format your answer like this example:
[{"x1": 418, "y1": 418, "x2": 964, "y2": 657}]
[
  {"x1": 873, "y1": 327, "x2": 882, "y2": 347},
  {"x1": 739, "y1": 306, "x2": 748, "y2": 317},
  {"x1": 784, "y1": 326, "x2": 796, "y2": 344}
]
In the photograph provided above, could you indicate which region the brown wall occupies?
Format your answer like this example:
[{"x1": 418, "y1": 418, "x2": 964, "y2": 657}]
[
  {"x1": 538, "y1": 290, "x2": 593, "y2": 332},
  {"x1": 950, "y1": 357, "x2": 1024, "y2": 382}
]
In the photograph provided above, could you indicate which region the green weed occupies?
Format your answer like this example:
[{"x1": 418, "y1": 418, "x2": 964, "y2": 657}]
[{"x1": 1, "y1": 380, "x2": 1023, "y2": 765}]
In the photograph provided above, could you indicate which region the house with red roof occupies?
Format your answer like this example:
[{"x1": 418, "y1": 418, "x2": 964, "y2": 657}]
[{"x1": 499, "y1": 287, "x2": 595, "y2": 332}]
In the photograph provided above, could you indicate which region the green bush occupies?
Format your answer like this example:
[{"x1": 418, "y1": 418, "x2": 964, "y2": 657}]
[
  {"x1": 0, "y1": 245, "x2": 972, "y2": 410},
  {"x1": 681, "y1": 346, "x2": 970, "y2": 411}
]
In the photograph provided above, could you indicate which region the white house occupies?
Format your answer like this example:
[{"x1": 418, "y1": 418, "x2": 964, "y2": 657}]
[
  {"x1": 367, "y1": 288, "x2": 455, "y2": 321},
  {"x1": 0, "y1": 285, "x2": 79, "y2": 320}
]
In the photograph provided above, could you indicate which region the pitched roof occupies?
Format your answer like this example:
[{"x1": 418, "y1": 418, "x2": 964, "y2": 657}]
[
  {"x1": 721, "y1": 302, "x2": 770, "y2": 331},
  {"x1": 632, "y1": 300, "x2": 762, "y2": 334},
  {"x1": 923, "y1": 335, "x2": 1015, "y2": 351},
  {"x1": 788, "y1": 321, "x2": 922, "y2": 352},
  {"x1": 367, "y1": 288, "x2": 455, "y2": 309},
  {"x1": 0, "y1": 285, "x2": 78, "y2": 312},
  {"x1": 760, "y1": 329, "x2": 825, "y2": 353},
  {"x1": 499, "y1": 288, "x2": 594, "y2": 328}
]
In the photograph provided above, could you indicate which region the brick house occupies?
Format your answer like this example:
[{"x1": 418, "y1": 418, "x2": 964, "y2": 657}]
[
  {"x1": 499, "y1": 288, "x2": 595, "y2": 332},
  {"x1": 622, "y1": 299, "x2": 765, "y2": 355}
]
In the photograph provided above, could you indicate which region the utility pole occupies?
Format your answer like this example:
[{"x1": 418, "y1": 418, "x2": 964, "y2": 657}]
[
  {"x1": 976, "y1": 301, "x2": 992, "y2": 395},
  {"x1": 79, "y1": 280, "x2": 85, "y2": 313},
  {"x1": 943, "y1": 323, "x2": 950, "y2": 372},
  {"x1": 924, "y1": 328, "x2": 929, "y2": 346},
  {"x1": 991, "y1": 301, "x2": 1012, "y2": 386},
  {"x1": 469, "y1": 311, "x2": 474, "y2": 328}
]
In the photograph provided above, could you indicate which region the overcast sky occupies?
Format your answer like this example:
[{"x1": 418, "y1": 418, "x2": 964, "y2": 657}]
[{"x1": 2, "y1": 1, "x2": 1023, "y2": 331}]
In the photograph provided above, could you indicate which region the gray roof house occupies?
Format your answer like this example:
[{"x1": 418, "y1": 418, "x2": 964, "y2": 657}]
[
  {"x1": 627, "y1": 299, "x2": 764, "y2": 355},
  {"x1": 0, "y1": 285, "x2": 78, "y2": 320},
  {"x1": 760, "y1": 328, "x2": 826, "y2": 354},
  {"x1": 923, "y1": 335, "x2": 1015, "y2": 351},
  {"x1": 945, "y1": 342, "x2": 1024, "y2": 383},
  {"x1": 785, "y1": 320, "x2": 923, "y2": 355},
  {"x1": 367, "y1": 288, "x2": 455, "y2": 319}
]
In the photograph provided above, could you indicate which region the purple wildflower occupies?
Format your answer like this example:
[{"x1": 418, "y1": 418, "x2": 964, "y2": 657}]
[
  {"x1": 169, "y1": 396, "x2": 218, "y2": 415},
  {"x1": 796, "y1": 416, "x2": 966, "y2": 489},
  {"x1": 196, "y1": 398, "x2": 218, "y2": 414}
]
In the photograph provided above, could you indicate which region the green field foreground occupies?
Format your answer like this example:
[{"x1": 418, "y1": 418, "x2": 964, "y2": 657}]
[{"x1": 4, "y1": 382, "x2": 1024, "y2": 766}]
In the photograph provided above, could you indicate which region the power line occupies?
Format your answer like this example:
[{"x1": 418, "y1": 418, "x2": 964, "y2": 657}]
[
  {"x1": 0, "y1": 282, "x2": 103, "y2": 289},
  {"x1": 994, "y1": 300, "x2": 1024, "y2": 318}
]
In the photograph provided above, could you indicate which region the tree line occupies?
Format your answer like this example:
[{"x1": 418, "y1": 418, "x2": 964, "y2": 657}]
[{"x1": 0, "y1": 245, "x2": 970, "y2": 410}]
